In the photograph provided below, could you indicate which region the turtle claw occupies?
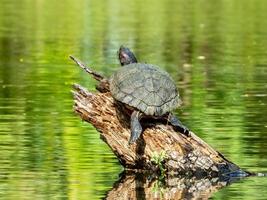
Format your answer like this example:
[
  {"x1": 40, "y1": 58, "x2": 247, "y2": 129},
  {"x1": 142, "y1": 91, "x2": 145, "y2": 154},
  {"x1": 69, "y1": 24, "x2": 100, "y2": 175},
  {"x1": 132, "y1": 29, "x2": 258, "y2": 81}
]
[{"x1": 182, "y1": 127, "x2": 191, "y2": 137}]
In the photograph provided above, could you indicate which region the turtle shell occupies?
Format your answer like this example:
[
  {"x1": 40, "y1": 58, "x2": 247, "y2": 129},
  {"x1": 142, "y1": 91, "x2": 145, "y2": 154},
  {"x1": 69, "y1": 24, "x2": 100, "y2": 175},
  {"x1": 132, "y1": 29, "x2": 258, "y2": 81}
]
[{"x1": 109, "y1": 63, "x2": 181, "y2": 116}]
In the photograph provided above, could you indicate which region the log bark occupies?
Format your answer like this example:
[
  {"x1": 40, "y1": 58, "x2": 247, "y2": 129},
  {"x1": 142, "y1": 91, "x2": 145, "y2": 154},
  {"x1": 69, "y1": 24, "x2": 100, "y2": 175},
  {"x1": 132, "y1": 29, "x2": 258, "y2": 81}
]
[
  {"x1": 72, "y1": 84, "x2": 249, "y2": 176},
  {"x1": 71, "y1": 56, "x2": 250, "y2": 177}
]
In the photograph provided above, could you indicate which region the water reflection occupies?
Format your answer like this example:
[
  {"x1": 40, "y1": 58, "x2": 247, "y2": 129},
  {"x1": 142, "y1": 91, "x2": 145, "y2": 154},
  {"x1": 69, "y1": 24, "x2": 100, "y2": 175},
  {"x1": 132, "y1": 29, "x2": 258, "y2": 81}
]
[
  {"x1": 105, "y1": 172, "x2": 245, "y2": 200},
  {"x1": 1, "y1": 0, "x2": 267, "y2": 199}
]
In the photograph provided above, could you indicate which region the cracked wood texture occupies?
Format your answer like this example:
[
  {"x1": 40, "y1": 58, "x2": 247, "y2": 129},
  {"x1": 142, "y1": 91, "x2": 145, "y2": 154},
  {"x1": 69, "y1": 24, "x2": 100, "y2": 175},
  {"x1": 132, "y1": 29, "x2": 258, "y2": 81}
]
[{"x1": 72, "y1": 83, "x2": 247, "y2": 176}]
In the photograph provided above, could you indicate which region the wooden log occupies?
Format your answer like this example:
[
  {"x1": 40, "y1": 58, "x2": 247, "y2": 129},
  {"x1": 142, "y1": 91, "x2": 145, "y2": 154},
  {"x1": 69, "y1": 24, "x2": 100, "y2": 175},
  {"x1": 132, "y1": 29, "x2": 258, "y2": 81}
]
[{"x1": 71, "y1": 56, "x2": 250, "y2": 177}]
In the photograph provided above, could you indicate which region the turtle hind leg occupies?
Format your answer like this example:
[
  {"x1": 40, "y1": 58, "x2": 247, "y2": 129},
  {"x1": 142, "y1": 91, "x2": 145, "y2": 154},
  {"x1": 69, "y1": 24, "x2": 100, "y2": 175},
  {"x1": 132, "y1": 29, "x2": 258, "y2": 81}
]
[
  {"x1": 129, "y1": 111, "x2": 143, "y2": 144},
  {"x1": 167, "y1": 113, "x2": 190, "y2": 137}
]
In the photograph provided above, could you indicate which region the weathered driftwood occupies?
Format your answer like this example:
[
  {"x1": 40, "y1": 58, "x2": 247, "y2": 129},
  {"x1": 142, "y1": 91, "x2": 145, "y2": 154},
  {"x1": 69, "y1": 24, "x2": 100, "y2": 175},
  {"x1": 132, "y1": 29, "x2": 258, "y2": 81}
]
[{"x1": 71, "y1": 56, "x2": 249, "y2": 177}]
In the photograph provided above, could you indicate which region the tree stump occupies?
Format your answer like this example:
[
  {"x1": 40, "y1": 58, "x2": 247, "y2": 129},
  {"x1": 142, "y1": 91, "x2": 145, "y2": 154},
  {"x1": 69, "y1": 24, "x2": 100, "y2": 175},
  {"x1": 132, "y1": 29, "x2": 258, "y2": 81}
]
[{"x1": 71, "y1": 56, "x2": 250, "y2": 177}]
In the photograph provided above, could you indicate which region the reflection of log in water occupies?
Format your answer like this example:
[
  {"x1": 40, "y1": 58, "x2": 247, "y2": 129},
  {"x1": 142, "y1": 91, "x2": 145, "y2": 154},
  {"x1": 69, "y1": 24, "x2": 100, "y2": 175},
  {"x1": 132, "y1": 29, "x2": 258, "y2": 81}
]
[
  {"x1": 70, "y1": 56, "x2": 251, "y2": 176},
  {"x1": 105, "y1": 172, "x2": 240, "y2": 200}
]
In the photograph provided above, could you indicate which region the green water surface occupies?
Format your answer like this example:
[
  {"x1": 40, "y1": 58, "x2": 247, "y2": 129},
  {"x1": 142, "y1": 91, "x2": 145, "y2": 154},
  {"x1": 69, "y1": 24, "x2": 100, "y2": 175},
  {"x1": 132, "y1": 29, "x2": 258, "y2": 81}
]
[{"x1": 1, "y1": 0, "x2": 267, "y2": 199}]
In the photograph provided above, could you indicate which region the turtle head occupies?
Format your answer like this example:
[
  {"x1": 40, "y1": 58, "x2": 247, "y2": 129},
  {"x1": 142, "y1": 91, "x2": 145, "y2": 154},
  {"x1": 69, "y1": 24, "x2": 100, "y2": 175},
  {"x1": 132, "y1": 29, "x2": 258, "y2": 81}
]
[{"x1": 118, "y1": 46, "x2": 138, "y2": 66}]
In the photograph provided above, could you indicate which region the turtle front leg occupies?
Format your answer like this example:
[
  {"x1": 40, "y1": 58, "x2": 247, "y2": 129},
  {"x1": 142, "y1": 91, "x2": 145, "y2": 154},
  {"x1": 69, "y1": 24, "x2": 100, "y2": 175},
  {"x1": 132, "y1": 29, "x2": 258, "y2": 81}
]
[
  {"x1": 129, "y1": 110, "x2": 143, "y2": 144},
  {"x1": 167, "y1": 113, "x2": 190, "y2": 137}
]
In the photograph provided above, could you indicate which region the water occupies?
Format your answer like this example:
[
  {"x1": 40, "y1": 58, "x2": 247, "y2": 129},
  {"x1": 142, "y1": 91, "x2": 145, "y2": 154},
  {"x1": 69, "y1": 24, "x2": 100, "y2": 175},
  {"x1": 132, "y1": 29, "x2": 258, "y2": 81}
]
[{"x1": 0, "y1": 0, "x2": 267, "y2": 199}]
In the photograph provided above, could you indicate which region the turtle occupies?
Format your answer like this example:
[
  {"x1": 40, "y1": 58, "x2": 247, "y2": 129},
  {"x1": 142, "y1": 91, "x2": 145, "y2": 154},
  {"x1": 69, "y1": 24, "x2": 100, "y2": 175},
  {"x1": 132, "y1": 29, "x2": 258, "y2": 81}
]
[{"x1": 109, "y1": 46, "x2": 190, "y2": 144}]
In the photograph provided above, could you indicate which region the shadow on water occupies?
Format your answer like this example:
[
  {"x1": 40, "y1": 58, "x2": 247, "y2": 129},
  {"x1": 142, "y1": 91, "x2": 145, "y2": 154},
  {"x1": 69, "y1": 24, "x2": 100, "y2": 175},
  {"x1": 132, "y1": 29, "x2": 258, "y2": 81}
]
[{"x1": 105, "y1": 172, "x2": 250, "y2": 200}]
